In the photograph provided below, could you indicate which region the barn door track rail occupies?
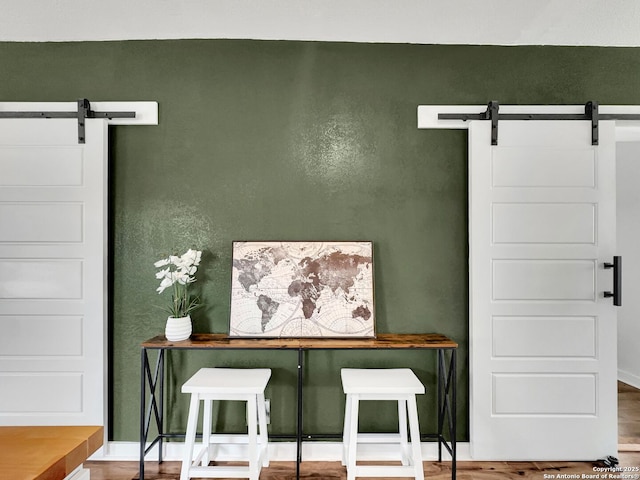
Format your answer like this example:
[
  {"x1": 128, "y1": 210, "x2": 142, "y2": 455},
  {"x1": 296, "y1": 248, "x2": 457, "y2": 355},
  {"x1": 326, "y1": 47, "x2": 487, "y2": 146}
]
[
  {"x1": 0, "y1": 98, "x2": 135, "y2": 143},
  {"x1": 438, "y1": 101, "x2": 640, "y2": 145}
]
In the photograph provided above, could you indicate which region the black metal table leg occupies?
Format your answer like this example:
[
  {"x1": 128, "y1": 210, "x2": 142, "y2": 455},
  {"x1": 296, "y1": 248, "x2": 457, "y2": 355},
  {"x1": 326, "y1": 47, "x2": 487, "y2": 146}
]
[
  {"x1": 437, "y1": 349, "x2": 443, "y2": 463},
  {"x1": 437, "y1": 348, "x2": 457, "y2": 480},
  {"x1": 297, "y1": 348, "x2": 304, "y2": 480},
  {"x1": 140, "y1": 348, "x2": 147, "y2": 480},
  {"x1": 158, "y1": 349, "x2": 165, "y2": 463},
  {"x1": 451, "y1": 348, "x2": 457, "y2": 480},
  {"x1": 140, "y1": 348, "x2": 165, "y2": 480}
]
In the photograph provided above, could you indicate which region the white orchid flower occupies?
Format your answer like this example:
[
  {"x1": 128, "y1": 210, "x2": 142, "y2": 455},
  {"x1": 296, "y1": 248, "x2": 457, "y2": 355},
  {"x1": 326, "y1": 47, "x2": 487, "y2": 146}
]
[
  {"x1": 181, "y1": 249, "x2": 201, "y2": 267},
  {"x1": 156, "y1": 276, "x2": 173, "y2": 293},
  {"x1": 173, "y1": 270, "x2": 189, "y2": 285},
  {"x1": 154, "y1": 258, "x2": 170, "y2": 268},
  {"x1": 154, "y1": 248, "x2": 203, "y2": 317},
  {"x1": 155, "y1": 268, "x2": 170, "y2": 280}
]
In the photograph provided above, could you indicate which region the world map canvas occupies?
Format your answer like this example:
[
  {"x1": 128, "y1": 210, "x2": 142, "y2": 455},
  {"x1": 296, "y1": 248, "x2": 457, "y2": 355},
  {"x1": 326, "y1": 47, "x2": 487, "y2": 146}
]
[{"x1": 229, "y1": 241, "x2": 375, "y2": 338}]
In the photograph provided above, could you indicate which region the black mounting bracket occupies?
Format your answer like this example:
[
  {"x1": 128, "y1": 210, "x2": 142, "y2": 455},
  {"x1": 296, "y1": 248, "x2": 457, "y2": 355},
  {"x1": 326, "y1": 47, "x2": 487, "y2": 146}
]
[
  {"x1": 77, "y1": 98, "x2": 90, "y2": 144},
  {"x1": 483, "y1": 101, "x2": 499, "y2": 145},
  {"x1": 0, "y1": 98, "x2": 135, "y2": 144},
  {"x1": 586, "y1": 101, "x2": 599, "y2": 145},
  {"x1": 438, "y1": 100, "x2": 640, "y2": 146}
]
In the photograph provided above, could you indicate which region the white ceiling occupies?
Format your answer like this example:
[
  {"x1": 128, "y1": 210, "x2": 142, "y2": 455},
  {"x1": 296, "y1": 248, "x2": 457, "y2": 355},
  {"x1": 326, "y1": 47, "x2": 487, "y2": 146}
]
[{"x1": 1, "y1": 0, "x2": 639, "y2": 46}]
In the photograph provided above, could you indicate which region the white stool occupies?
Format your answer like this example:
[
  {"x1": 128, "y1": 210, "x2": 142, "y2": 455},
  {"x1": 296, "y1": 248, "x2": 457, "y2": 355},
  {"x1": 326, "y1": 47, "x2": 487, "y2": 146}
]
[
  {"x1": 341, "y1": 368, "x2": 425, "y2": 480},
  {"x1": 180, "y1": 368, "x2": 271, "y2": 480}
]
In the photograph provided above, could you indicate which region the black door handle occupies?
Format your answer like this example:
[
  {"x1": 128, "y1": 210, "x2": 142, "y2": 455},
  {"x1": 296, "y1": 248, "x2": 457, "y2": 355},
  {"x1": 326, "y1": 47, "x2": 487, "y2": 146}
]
[{"x1": 604, "y1": 256, "x2": 622, "y2": 306}]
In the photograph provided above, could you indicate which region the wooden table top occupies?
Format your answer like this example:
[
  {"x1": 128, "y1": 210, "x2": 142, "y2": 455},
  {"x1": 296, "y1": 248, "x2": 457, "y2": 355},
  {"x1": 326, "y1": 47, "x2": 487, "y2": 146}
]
[
  {"x1": 142, "y1": 332, "x2": 458, "y2": 349},
  {"x1": 0, "y1": 425, "x2": 103, "y2": 480}
]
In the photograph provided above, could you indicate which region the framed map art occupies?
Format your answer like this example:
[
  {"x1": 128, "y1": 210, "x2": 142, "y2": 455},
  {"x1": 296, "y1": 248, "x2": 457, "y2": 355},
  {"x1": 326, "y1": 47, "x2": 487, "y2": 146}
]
[{"x1": 229, "y1": 241, "x2": 375, "y2": 338}]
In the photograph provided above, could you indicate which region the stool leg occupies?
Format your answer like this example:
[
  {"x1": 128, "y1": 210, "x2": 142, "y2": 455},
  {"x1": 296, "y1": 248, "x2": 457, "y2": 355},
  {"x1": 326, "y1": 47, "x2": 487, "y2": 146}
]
[
  {"x1": 398, "y1": 398, "x2": 409, "y2": 466},
  {"x1": 202, "y1": 399, "x2": 212, "y2": 466},
  {"x1": 257, "y1": 393, "x2": 269, "y2": 467},
  {"x1": 346, "y1": 394, "x2": 359, "y2": 480},
  {"x1": 342, "y1": 393, "x2": 352, "y2": 466},
  {"x1": 407, "y1": 396, "x2": 424, "y2": 480},
  {"x1": 247, "y1": 395, "x2": 259, "y2": 480},
  {"x1": 180, "y1": 393, "x2": 200, "y2": 480}
]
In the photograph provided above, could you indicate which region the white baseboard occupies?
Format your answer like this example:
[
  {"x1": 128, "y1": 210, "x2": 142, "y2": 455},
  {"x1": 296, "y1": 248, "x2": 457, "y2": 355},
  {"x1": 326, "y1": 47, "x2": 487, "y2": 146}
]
[
  {"x1": 66, "y1": 465, "x2": 90, "y2": 480},
  {"x1": 90, "y1": 440, "x2": 471, "y2": 462},
  {"x1": 619, "y1": 369, "x2": 640, "y2": 389}
]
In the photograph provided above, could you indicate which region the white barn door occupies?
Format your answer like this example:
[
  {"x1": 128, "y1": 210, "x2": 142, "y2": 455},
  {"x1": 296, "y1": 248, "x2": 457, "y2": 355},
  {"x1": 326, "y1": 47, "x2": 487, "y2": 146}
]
[
  {"x1": 469, "y1": 119, "x2": 618, "y2": 460},
  {"x1": 0, "y1": 118, "x2": 107, "y2": 426}
]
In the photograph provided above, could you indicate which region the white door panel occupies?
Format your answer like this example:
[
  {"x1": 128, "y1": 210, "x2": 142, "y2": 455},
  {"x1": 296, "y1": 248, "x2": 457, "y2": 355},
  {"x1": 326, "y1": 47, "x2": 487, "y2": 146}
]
[
  {"x1": 492, "y1": 259, "x2": 597, "y2": 301},
  {"x1": 0, "y1": 146, "x2": 84, "y2": 186},
  {"x1": 492, "y1": 316, "x2": 597, "y2": 358},
  {"x1": 0, "y1": 118, "x2": 107, "y2": 426},
  {"x1": 0, "y1": 315, "x2": 83, "y2": 356},
  {"x1": 470, "y1": 120, "x2": 617, "y2": 460},
  {"x1": 492, "y1": 374, "x2": 597, "y2": 415},
  {"x1": 0, "y1": 202, "x2": 84, "y2": 242},
  {"x1": 492, "y1": 147, "x2": 596, "y2": 188},
  {"x1": 492, "y1": 203, "x2": 596, "y2": 244}
]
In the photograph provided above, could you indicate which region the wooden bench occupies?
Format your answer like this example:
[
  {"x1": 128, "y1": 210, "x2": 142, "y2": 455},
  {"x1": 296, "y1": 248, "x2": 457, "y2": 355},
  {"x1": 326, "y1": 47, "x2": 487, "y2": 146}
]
[{"x1": 0, "y1": 426, "x2": 103, "y2": 480}]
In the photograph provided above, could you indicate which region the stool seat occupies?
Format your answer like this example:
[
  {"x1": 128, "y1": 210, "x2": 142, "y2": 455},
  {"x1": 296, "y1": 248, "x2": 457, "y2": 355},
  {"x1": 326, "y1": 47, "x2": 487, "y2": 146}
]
[
  {"x1": 180, "y1": 367, "x2": 271, "y2": 480},
  {"x1": 182, "y1": 368, "x2": 271, "y2": 394},
  {"x1": 341, "y1": 368, "x2": 425, "y2": 480},
  {"x1": 341, "y1": 368, "x2": 425, "y2": 395}
]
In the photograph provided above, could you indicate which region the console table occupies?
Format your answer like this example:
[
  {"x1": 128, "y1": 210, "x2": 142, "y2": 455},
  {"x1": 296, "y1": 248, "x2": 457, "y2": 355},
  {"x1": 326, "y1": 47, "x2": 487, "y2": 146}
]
[{"x1": 140, "y1": 333, "x2": 458, "y2": 480}]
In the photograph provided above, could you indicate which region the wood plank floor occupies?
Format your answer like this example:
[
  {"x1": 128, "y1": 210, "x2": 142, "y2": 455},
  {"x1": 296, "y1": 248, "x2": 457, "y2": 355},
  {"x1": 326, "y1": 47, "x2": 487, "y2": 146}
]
[
  {"x1": 620, "y1": 381, "x2": 640, "y2": 447},
  {"x1": 86, "y1": 381, "x2": 640, "y2": 479},
  {"x1": 85, "y1": 456, "x2": 640, "y2": 480}
]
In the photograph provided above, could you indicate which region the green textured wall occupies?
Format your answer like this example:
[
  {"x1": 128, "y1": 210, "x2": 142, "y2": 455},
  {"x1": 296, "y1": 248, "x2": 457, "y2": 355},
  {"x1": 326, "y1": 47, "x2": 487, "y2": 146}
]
[{"x1": 2, "y1": 40, "x2": 640, "y2": 442}]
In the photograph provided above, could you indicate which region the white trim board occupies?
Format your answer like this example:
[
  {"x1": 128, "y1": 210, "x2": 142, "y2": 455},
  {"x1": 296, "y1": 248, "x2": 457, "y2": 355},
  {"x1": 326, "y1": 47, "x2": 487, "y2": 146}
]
[
  {"x1": 0, "y1": 102, "x2": 158, "y2": 126},
  {"x1": 66, "y1": 465, "x2": 90, "y2": 480},
  {"x1": 90, "y1": 440, "x2": 471, "y2": 463},
  {"x1": 418, "y1": 104, "x2": 640, "y2": 142}
]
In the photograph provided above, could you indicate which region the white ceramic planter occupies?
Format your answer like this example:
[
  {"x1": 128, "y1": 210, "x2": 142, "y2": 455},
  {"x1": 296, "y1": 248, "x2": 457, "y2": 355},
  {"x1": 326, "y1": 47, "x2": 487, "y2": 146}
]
[{"x1": 165, "y1": 315, "x2": 192, "y2": 342}]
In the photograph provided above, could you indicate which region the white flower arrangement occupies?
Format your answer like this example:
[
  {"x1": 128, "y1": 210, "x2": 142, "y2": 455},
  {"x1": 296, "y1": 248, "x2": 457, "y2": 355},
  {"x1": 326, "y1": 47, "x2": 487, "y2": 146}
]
[{"x1": 154, "y1": 248, "x2": 203, "y2": 318}]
